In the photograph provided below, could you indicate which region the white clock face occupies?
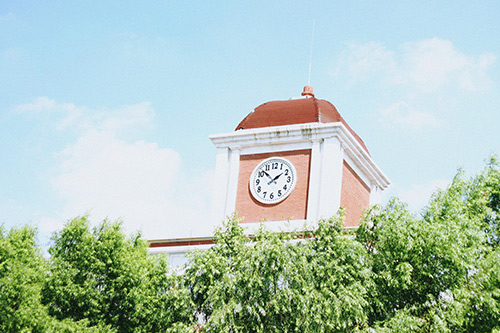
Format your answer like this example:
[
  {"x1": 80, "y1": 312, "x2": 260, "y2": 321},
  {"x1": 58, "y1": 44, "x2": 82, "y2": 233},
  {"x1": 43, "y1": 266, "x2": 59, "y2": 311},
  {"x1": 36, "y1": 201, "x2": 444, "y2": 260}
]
[{"x1": 249, "y1": 157, "x2": 297, "y2": 204}]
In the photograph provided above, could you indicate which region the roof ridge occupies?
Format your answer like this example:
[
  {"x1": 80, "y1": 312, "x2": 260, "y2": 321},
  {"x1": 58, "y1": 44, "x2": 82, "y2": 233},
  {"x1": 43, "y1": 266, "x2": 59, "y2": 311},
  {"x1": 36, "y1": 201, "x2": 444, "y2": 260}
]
[{"x1": 312, "y1": 97, "x2": 321, "y2": 122}]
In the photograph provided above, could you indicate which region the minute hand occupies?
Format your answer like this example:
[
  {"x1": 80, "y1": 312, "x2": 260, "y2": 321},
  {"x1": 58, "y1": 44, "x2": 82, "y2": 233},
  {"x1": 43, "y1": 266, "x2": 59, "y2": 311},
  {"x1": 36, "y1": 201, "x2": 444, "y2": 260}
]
[{"x1": 268, "y1": 172, "x2": 283, "y2": 185}]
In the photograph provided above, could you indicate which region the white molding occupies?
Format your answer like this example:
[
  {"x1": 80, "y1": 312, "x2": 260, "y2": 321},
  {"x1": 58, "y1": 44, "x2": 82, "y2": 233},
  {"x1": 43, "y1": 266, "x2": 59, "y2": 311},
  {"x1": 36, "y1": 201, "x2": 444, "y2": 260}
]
[
  {"x1": 343, "y1": 153, "x2": 370, "y2": 189},
  {"x1": 210, "y1": 122, "x2": 390, "y2": 190},
  {"x1": 335, "y1": 126, "x2": 390, "y2": 190}
]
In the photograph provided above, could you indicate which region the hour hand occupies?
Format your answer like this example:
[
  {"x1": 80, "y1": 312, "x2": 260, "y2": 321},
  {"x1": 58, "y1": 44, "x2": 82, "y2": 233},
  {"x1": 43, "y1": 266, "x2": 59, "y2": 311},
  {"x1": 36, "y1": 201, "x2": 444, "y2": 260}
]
[
  {"x1": 262, "y1": 170, "x2": 273, "y2": 180},
  {"x1": 268, "y1": 172, "x2": 283, "y2": 185}
]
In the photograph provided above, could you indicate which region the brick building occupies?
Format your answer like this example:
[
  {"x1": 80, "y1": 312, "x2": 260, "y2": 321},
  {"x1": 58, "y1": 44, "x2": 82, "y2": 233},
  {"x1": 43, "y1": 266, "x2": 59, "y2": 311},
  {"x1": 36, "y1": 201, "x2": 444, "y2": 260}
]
[{"x1": 149, "y1": 86, "x2": 390, "y2": 265}]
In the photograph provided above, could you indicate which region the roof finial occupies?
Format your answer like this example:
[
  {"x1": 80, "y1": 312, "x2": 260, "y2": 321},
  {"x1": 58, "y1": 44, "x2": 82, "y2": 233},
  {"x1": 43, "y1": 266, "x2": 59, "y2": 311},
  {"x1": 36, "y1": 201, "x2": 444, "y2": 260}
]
[
  {"x1": 302, "y1": 19, "x2": 315, "y2": 99},
  {"x1": 302, "y1": 85, "x2": 314, "y2": 97}
]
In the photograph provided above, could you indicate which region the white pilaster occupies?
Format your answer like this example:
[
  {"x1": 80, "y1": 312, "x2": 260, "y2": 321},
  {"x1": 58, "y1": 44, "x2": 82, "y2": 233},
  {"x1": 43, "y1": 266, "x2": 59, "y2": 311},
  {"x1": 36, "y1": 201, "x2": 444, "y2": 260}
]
[
  {"x1": 370, "y1": 184, "x2": 382, "y2": 206},
  {"x1": 318, "y1": 137, "x2": 344, "y2": 219},
  {"x1": 306, "y1": 139, "x2": 322, "y2": 222},
  {"x1": 224, "y1": 147, "x2": 241, "y2": 218}
]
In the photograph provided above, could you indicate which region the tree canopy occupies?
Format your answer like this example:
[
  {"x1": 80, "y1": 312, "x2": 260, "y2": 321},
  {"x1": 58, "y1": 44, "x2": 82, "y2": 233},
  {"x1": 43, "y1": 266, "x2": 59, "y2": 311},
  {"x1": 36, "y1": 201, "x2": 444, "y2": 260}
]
[{"x1": 1, "y1": 156, "x2": 499, "y2": 331}]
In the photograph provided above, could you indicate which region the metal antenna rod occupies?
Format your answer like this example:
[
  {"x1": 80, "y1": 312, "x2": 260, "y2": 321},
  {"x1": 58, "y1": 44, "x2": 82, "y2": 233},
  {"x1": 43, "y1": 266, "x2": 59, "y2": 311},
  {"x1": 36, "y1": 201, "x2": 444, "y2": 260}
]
[{"x1": 308, "y1": 19, "x2": 315, "y2": 86}]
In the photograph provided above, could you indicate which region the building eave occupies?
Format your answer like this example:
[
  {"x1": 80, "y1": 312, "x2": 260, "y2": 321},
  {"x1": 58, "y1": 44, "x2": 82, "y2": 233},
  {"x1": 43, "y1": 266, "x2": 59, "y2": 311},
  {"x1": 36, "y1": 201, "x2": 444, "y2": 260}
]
[{"x1": 209, "y1": 122, "x2": 390, "y2": 190}]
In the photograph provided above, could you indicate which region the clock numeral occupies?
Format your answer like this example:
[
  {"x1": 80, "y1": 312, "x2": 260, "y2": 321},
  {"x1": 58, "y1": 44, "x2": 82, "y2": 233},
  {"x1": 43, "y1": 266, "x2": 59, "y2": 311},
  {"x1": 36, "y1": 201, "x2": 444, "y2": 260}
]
[
  {"x1": 280, "y1": 163, "x2": 283, "y2": 170},
  {"x1": 272, "y1": 162, "x2": 278, "y2": 170},
  {"x1": 263, "y1": 191, "x2": 267, "y2": 198},
  {"x1": 270, "y1": 192, "x2": 274, "y2": 199},
  {"x1": 258, "y1": 171, "x2": 264, "y2": 177},
  {"x1": 265, "y1": 165, "x2": 270, "y2": 172},
  {"x1": 287, "y1": 176, "x2": 291, "y2": 183},
  {"x1": 283, "y1": 184, "x2": 287, "y2": 191},
  {"x1": 277, "y1": 190, "x2": 282, "y2": 197},
  {"x1": 257, "y1": 186, "x2": 261, "y2": 193},
  {"x1": 284, "y1": 169, "x2": 289, "y2": 176},
  {"x1": 256, "y1": 179, "x2": 260, "y2": 185}
]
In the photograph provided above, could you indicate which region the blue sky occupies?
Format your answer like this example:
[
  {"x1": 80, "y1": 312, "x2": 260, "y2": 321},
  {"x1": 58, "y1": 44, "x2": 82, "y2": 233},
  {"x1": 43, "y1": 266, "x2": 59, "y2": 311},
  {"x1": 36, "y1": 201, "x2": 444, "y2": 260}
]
[{"x1": 1, "y1": 1, "x2": 499, "y2": 246}]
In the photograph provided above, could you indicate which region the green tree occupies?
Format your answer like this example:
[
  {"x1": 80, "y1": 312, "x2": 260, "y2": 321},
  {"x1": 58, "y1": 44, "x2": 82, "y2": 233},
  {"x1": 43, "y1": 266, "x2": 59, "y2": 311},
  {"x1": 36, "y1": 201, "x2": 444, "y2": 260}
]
[
  {"x1": 42, "y1": 216, "x2": 192, "y2": 332},
  {"x1": 0, "y1": 225, "x2": 100, "y2": 332},
  {"x1": 307, "y1": 214, "x2": 374, "y2": 331},
  {"x1": 0, "y1": 225, "x2": 55, "y2": 332},
  {"x1": 357, "y1": 158, "x2": 500, "y2": 332},
  {"x1": 466, "y1": 156, "x2": 500, "y2": 246},
  {"x1": 184, "y1": 215, "x2": 373, "y2": 332}
]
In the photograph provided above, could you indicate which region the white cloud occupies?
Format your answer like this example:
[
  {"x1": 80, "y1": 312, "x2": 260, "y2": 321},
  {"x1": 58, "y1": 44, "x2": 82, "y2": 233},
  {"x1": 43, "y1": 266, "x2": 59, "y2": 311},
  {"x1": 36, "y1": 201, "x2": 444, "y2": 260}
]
[
  {"x1": 16, "y1": 97, "x2": 154, "y2": 133},
  {"x1": 19, "y1": 98, "x2": 214, "y2": 241},
  {"x1": 53, "y1": 131, "x2": 181, "y2": 237},
  {"x1": 339, "y1": 38, "x2": 495, "y2": 93},
  {"x1": 53, "y1": 130, "x2": 214, "y2": 239},
  {"x1": 398, "y1": 38, "x2": 496, "y2": 92},
  {"x1": 380, "y1": 101, "x2": 441, "y2": 128},
  {"x1": 335, "y1": 38, "x2": 496, "y2": 130},
  {"x1": 398, "y1": 179, "x2": 450, "y2": 212},
  {"x1": 340, "y1": 41, "x2": 396, "y2": 81}
]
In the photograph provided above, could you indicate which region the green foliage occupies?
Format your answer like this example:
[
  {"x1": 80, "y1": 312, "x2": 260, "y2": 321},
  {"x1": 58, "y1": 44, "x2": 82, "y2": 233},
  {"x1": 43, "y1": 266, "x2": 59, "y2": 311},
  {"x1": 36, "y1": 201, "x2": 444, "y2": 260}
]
[
  {"x1": 467, "y1": 155, "x2": 500, "y2": 245},
  {"x1": 0, "y1": 225, "x2": 60, "y2": 332},
  {"x1": 307, "y1": 215, "x2": 374, "y2": 331},
  {"x1": 184, "y1": 215, "x2": 373, "y2": 332},
  {"x1": 2, "y1": 156, "x2": 500, "y2": 331},
  {"x1": 133, "y1": 253, "x2": 193, "y2": 332},
  {"x1": 357, "y1": 156, "x2": 500, "y2": 331},
  {"x1": 0, "y1": 225, "x2": 46, "y2": 331},
  {"x1": 0, "y1": 225, "x2": 99, "y2": 332},
  {"x1": 42, "y1": 215, "x2": 191, "y2": 332}
]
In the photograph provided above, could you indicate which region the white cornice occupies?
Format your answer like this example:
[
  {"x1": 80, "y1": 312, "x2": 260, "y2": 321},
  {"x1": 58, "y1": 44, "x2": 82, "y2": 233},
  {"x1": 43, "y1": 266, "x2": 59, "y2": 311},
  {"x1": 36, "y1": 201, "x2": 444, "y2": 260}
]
[
  {"x1": 209, "y1": 122, "x2": 390, "y2": 190},
  {"x1": 210, "y1": 123, "x2": 341, "y2": 149}
]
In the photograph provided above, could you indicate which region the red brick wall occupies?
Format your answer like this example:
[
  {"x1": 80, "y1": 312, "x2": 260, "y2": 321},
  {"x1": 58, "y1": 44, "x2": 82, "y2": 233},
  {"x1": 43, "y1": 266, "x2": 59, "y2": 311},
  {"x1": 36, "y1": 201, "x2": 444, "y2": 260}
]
[
  {"x1": 235, "y1": 150, "x2": 311, "y2": 223},
  {"x1": 340, "y1": 161, "x2": 370, "y2": 227}
]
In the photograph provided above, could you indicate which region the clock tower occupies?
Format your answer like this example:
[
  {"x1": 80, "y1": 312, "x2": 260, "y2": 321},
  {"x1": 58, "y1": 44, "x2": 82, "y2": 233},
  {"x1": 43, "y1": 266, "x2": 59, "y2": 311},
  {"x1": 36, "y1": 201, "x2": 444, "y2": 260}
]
[
  {"x1": 149, "y1": 86, "x2": 390, "y2": 262},
  {"x1": 210, "y1": 86, "x2": 389, "y2": 231}
]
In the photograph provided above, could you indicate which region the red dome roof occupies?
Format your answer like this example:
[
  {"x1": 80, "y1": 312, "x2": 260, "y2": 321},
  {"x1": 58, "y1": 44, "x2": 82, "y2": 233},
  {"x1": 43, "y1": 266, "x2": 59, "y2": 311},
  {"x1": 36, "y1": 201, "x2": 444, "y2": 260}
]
[{"x1": 235, "y1": 97, "x2": 370, "y2": 155}]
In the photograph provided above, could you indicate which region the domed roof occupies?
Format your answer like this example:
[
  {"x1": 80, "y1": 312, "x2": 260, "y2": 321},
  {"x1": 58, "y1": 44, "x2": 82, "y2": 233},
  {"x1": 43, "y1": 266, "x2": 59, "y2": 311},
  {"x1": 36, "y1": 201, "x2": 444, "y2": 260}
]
[{"x1": 235, "y1": 89, "x2": 369, "y2": 155}]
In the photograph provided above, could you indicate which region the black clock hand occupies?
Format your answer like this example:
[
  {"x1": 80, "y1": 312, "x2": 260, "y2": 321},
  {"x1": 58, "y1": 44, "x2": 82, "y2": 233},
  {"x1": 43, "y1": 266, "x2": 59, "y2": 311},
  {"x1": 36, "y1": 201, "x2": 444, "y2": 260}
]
[
  {"x1": 268, "y1": 172, "x2": 283, "y2": 185},
  {"x1": 262, "y1": 170, "x2": 273, "y2": 180}
]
